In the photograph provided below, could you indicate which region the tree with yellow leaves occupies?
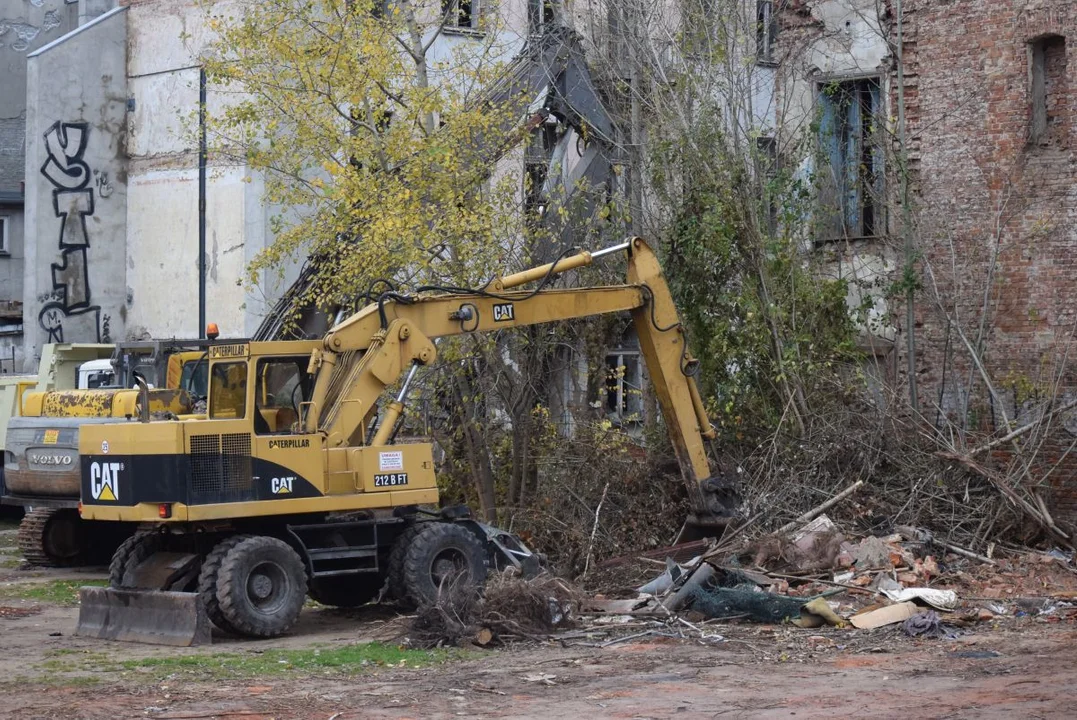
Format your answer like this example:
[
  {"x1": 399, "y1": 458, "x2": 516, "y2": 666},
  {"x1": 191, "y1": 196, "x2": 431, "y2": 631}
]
[{"x1": 201, "y1": 0, "x2": 527, "y2": 313}]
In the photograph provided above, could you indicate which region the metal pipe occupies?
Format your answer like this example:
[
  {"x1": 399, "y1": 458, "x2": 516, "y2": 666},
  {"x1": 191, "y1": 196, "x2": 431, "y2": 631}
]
[
  {"x1": 396, "y1": 362, "x2": 419, "y2": 402},
  {"x1": 590, "y1": 240, "x2": 631, "y2": 259},
  {"x1": 372, "y1": 362, "x2": 420, "y2": 446},
  {"x1": 198, "y1": 68, "x2": 208, "y2": 339},
  {"x1": 133, "y1": 373, "x2": 150, "y2": 423}
]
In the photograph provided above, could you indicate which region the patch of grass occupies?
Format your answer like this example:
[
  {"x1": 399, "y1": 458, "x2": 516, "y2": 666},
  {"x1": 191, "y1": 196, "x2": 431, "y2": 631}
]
[
  {"x1": 0, "y1": 579, "x2": 109, "y2": 606},
  {"x1": 0, "y1": 556, "x2": 23, "y2": 569},
  {"x1": 117, "y1": 642, "x2": 453, "y2": 680}
]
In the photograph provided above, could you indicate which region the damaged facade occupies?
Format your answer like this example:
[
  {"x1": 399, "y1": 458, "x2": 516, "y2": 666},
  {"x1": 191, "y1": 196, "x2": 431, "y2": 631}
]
[
  {"x1": 758, "y1": 0, "x2": 1077, "y2": 520},
  {"x1": 5, "y1": 1, "x2": 1077, "y2": 516}
]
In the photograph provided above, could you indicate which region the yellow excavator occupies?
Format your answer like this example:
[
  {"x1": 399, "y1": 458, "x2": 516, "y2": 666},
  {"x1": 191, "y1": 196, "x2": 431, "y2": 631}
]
[
  {"x1": 75, "y1": 238, "x2": 738, "y2": 645},
  {"x1": 4, "y1": 342, "x2": 210, "y2": 566}
]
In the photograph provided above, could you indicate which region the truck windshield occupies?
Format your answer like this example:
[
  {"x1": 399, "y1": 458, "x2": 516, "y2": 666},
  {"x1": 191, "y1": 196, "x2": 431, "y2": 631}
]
[{"x1": 84, "y1": 371, "x2": 115, "y2": 389}]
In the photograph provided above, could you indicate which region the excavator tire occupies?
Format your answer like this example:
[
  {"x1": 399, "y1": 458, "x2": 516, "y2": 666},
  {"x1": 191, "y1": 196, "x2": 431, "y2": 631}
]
[
  {"x1": 216, "y1": 536, "x2": 307, "y2": 638},
  {"x1": 197, "y1": 534, "x2": 251, "y2": 633},
  {"x1": 387, "y1": 523, "x2": 425, "y2": 606},
  {"x1": 308, "y1": 576, "x2": 381, "y2": 608},
  {"x1": 403, "y1": 523, "x2": 487, "y2": 608},
  {"x1": 108, "y1": 531, "x2": 165, "y2": 588},
  {"x1": 18, "y1": 508, "x2": 84, "y2": 567}
]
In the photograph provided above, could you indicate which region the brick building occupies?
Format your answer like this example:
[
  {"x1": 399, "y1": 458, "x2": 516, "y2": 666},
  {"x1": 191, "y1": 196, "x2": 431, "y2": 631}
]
[{"x1": 899, "y1": 0, "x2": 1077, "y2": 517}]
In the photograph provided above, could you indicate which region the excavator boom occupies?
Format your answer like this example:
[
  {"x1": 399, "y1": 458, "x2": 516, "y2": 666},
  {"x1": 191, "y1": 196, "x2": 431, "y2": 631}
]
[{"x1": 308, "y1": 237, "x2": 736, "y2": 528}]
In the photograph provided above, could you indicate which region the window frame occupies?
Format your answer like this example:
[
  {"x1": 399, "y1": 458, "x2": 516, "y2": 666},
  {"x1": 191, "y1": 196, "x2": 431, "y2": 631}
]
[
  {"x1": 208, "y1": 360, "x2": 249, "y2": 420},
  {"x1": 756, "y1": 1, "x2": 779, "y2": 66},
  {"x1": 814, "y1": 74, "x2": 886, "y2": 244},
  {"x1": 605, "y1": 349, "x2": 644, "y2": 424},
  {"x1": 1029, "y1": 34, "x2": 1066, "y2": 145},
  {"x1": 441, "y1": 0, "x2": 482, "y2": 33},
  {"x1": 528, "y1": 0, "x2": 556, "y2": 36},
  {"x1": 253, "y1": 355, "x2": 313, "y2": 435},
  {"x1": 0, "y1": 215, "x2": 9, "y2": 254}
]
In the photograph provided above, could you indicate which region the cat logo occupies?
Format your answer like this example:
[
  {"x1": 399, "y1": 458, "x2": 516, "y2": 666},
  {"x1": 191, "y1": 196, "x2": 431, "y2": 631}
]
[
  {"x1": 271, "y1": 476, "x2": 294, "y2": 494},
  {"x1": 493, "y1": 303, "x2": 515, "y2": 322},
  {"x1": 89, "y1": 461, "x2": 122, "y2": 501}
]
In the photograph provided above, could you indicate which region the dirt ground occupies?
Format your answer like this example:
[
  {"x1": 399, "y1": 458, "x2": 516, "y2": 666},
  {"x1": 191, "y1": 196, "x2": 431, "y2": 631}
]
[{"x1": 1, "y1": 525, "x2": 1075, "y2": 719}]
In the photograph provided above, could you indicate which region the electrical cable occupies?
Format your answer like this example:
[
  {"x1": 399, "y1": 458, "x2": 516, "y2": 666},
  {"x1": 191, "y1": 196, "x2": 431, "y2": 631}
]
[{"x1": 638, "y1": 285, "x2": 696, "y2": 377}]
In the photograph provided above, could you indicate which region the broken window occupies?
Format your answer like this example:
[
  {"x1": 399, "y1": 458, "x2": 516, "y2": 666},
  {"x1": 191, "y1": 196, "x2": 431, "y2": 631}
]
[
  {"x1": 528, "y1": 0, "x2": 555, "y2": 36},
  {"x1": 1030, "y1": 35, "x2": 1067, "y2": 145},
  {"x1": 756, "y1": 1, "x2": 779, "y2": 65},
  {"x1": 605, "y1": 350, "x2": 643, "y2": 422},
  {"x1": 442, "y1": 0, "x2": 480, "y2": 31},
  {"x1": 605, "y1": 327, "x2": 643, "y2": 424},
  {"x1": 816, "y1": 77, "x2": 885, "y2": 241}
]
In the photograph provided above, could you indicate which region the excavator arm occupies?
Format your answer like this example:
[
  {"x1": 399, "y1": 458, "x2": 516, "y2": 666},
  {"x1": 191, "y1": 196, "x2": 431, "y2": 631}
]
[{"x1": 306, "y1": 238, "x2": 737, "y2": 529}]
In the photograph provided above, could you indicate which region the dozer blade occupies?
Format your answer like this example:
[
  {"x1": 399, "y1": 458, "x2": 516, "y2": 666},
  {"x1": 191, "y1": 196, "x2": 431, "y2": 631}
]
[{"x1": 76, "y1": 587, "x2": 211, "y2": 646}]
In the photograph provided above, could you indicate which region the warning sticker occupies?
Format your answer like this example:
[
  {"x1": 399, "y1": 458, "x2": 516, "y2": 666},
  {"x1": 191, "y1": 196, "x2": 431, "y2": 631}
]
[{"x1": 379, "y1": 451, "x2": 404, "y2": 472}]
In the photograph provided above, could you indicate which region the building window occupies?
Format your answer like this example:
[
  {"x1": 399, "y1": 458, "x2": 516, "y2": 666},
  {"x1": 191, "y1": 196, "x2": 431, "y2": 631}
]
[
  {"x1": 605, "y1": 350, "x2": 643, "y2": 423},
  {"x1": 528, "y1": 0, "x2": 556, "y2": 36},
  {"x1": 0, "y1": 215, "x2": 9, "y2": 254},
  {"x1": 524, "y1": 129, "x2": 549, "y2": 225},
  {"x1": 1030, "y1": 35, "x2": 1067, "y2": 145},
  {"x1": 442, "y1": 0, "x2": 480, "y2": 31},
  {"x1": 756, "y1": 1, "x2": 779, "y2": 65},
  {"x1": 816, "y1": 77, "x2": 884, "y2": 241},
  {"x1": 756, "y1": 136, "x2": 778, "y2": 234}
]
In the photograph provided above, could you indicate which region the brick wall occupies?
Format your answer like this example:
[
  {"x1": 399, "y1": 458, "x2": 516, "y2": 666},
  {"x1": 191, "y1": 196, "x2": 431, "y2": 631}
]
[
  {"x1": 900, "y1": 0, "x2": 1077, "y2": 522},
  {"x1": 0, "y1": 115, "x2": 25, "y2": 194}
]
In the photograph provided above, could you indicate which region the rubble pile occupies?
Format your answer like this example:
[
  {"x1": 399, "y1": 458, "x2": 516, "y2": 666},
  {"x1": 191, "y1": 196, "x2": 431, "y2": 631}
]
[
  {"x1": 409, "y1": 480, "x2": 1077, "y2": 651},
  {"x1": 574, "y1": 514, "x2": 1077, "y2": 646}
]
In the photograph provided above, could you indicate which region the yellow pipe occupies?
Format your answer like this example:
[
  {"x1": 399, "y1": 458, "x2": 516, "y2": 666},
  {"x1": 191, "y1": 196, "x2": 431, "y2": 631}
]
[
  {"x1": 499, "y1": 251, "x2": 593, "y2": 289},
  {"x1": 688, "y1": 372, "x2": 716, "y2": 440},
  {"x1": 372, "y1": 400, "x2": 404, "y2": 446}
]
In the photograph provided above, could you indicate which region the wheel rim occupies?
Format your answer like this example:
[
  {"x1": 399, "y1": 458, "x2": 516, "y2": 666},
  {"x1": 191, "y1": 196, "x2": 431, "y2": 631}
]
[
  {"x1": 430, "y1": 547, "x2": 469, "y2": 589},
  {"x1": 245, "y1": 560, "x2": 290, "y2": 614}
]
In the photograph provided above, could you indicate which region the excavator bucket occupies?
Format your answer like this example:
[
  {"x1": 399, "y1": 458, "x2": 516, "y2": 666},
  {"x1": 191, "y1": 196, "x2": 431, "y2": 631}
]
[{"x1": 76, "y1": 587, "x2": 211, "y2": 646}]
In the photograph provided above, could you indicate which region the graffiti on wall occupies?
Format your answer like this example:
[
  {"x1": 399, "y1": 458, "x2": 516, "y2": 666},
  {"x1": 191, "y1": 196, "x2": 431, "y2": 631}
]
[{"x1": 38, "y1": 120, "x2": 108, "y2": 343}]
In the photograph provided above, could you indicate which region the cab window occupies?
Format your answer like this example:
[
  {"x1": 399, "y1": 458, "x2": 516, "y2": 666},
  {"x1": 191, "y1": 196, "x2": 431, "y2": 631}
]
[
  {"x1": 254, "y1": 357, "x2": 311, "y2": 434},
  {"x1": 209, "y1": 361, "x2": 248, "y2": 419},
  {"x1": 181, "y1": 357, "x2": 209, "y2": 397}
]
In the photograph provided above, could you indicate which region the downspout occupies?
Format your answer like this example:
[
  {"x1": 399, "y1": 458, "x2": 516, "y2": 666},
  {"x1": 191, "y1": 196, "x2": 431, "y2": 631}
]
[
  {"x1": 198, "y1": 68, "x2": 208, "y2": 338},
  {"x1": 894, "y1": 0, "x2": 918, "y2": 411}
]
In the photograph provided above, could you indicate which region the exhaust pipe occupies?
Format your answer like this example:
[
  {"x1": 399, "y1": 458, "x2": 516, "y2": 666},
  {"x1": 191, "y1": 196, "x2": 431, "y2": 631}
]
[{"x1": 132, "y1": 371, "x2": 150, "y2": 423}]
